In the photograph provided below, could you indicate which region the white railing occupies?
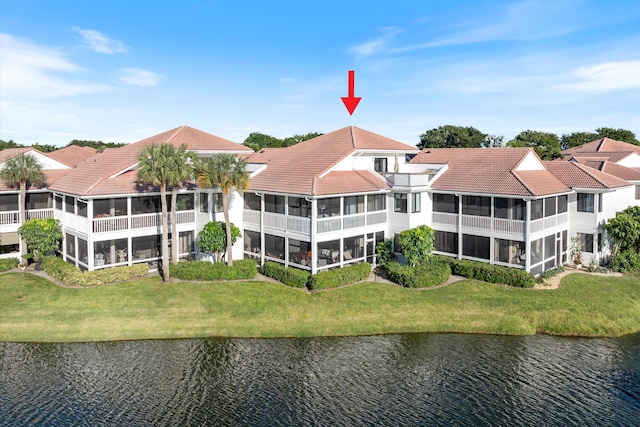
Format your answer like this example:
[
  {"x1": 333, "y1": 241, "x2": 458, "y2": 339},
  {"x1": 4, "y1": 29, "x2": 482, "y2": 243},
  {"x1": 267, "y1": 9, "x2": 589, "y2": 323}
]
[
  {"x1": 93, "y1": 216, "x2": 129, "y2": 233},
  {"x1": 432, "y1": 212, "x2": 458, "y2": 226},
  {"x1": 131, "y1": 213, "x2": 161, "y2": 229},
  {"x1": 461, "y1": 214, "x2": 492, "y2": 230},
  {"x1": 343, "y1": 214, "x2": 365, "y2": 229},
  {"x1": 243, "y1": 209, "x2": 260, "y2": 225},
  {"x1": 493, "y1": 218, "x2": 526, "y2": 236},
  {"x1": 174, "y1": 211, "x2": 195, "y2": 225},
  {"x1": 366, "y1": 211, "x2": 387, "y2": 225},
  {"x1": 264, "y1": 212, "x2": 287, "y2": 230},
  {"x1": 287, "y1": 216, "x2": 310, "y2": 235},
  {"x1": 317, "y1": 218, "x2": 341, "y2": 233},
  {"x1": 530, "y1": 218, "x2": 544, "y2": 234},
  {"x1": 26, "y1": 208, "x2": 54, "y2": 220},
  {"x1": 383, "y1": 173, "x2": 434, "y2": 187},
  {"x1": 0, "y1": 211, "x2": 20, "y2": 225}
]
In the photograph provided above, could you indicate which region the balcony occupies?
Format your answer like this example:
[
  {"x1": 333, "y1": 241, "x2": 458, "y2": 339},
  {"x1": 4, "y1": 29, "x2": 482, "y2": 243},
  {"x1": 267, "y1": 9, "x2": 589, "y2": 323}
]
[
  {"x1": 0, "y1": 209, "x2": 54, "y2": 226},
  {"x1": 92, "y1": 211, "x2": 196, "y2": 234},
  {"x1": 382, "y1": 172, "x2": 435, "y2": 188},
  {"x1": 432, "y1": 212, "x2": 526, "y2": 238},
  {"x1": 243, "y1": 209, "x2": 311, "y2": 236}
]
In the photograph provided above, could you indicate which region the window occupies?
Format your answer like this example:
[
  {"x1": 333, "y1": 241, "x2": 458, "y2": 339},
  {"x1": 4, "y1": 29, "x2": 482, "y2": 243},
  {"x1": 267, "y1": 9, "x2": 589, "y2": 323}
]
[
  {"x1": 435, "y1": 231, "x2": 458, "y2": 254},
  {"x1": 544, "y1": 235, "x2": 555, "y2": 260},
  {"x1": 55, "y1": 195, "x2": 62, "y2": 210},
  {"x1": 494, "y1": 198, "x2": 525, "y2": 220},
  {"x1": 132, "y1": 235, "x2": 160, "y2": 260},
  {"x1": 317, "y1": 239, "x2": 340, "y2": 266},
  {"x1": 366, "y1": 194, "x2": 386, "y2": 212},
  {"x1": 265, "y1": 194, "x2": 285, "y2": 214},
  {"x1": 462, "y1": 234, "x2": 490, "y2": 260},
  {"x1": 244, "y1": 230, "x2": 261, "y2": 254},
  {"x1": 411, "y1": 193, "x2": 421, "y2": 213},
  {"x1": 26, "y1": 193, "x2": 52, "y2": 210},
  {"x1": 94, "y1": 238, "x2": 128, "y2": 266},
  {"x1": 264, "y1": 234, "x2": 285, "y2": 260},
  {"x1": 178, "y1": 231, "x2": 194, "y2": 258},
  {"x1": 598, "y1": 193, "x2": 603, "y2": 213},
  {"x1": 343, "y1": 235, "x2": 364, "y2": 261},
  {"x1": 77, "y1": 200, "x2": 87, "y2": 218},
  {"x1": 78, "y1": 238, "x2": 88, "y2": 265},
  {"x1": 544, "y1": 197, "x2": 556, "y2": 217},
  {"x1": 557, "y1": 195, "x2": 568, "y2": 213},
  {"x1": 394, "y1": 193, "x2": 407, "y2": 213},
  {"x1": 577, "y1": 233, "x2": 594, "y2": 253},
  {"x1": 636, "y1": 185, "x2": 640, "y2": 200},
  {"x1": 131, "y1": 196, "x2": 160, "y2": 214},
  {"x1": 94, "y1": 198, "x2": 127, "y2": 217},
  {"x1": 200, "y1": 193, "x2": 209, "y2": 213},
  {"x1": 65, "y1": 196, "x2": 75, "y2": 214},
  {"x1": 317, "y1": 197, "x2": 340, "y2": 217},
  {"x1": 577, "y1": 193, "x2": 594, "y2": 213},
  {"x1": 374, "y1": 158, "x2": 388, "y2": 173},
  {"x1": 495, "y1": 239, "x2": 524, "y2": 264},
  {"x1": 288, "y1": 197, "x2": 311, "y2": 217},
  {"x1": 171, "y1": 194, "x2": 194, "y2": 211},
  {"x1": 244, "y1": 192, "x2": 261, "y2": 211},
  {"x1": 531, "y1": 199, "x2": 543, "y2": 220},
  {"x1": 343, "y1": 195, "x2": 364, "y2": 215},
  {"x1": 288, "y1": 239, "x2": 311, "y2": 266},
  {"x1": 530, "y1": 238, "x2": 543, "y2": 265},
  {"x1": 0, "y1": 194, "x2": 18, "y2": 211},
  {"x1": 66, "y1": 233, "x2": 75, "y2": 259},
  {"x1": 212, "y1": 193, "x2": 223, "y2": 212},
  {"x1": 433, "y1": 193, "x2": 459, "y2": 214},
  {"x1": 462, "y1": 195, "x2": 490, "y2": 217}
]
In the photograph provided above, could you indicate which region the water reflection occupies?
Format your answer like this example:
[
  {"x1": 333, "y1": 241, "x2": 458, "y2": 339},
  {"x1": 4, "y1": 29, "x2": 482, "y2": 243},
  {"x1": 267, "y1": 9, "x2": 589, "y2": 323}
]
[{"x1": 1, "y1": 333, "x2": 638, "y2": 426}]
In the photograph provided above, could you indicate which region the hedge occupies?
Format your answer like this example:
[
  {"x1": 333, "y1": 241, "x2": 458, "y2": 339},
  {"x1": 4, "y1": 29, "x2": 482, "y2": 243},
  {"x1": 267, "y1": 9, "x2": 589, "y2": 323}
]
[
  {"x1": 385, "y1": 259, "x2": 451, "y2": 288},
  {"x1": 261, "y1": 261, "x2": 309, "y2": 288},
  {"x1": 612, "y1": 250, "x2": 640, "y2": 273},
  {"x1": 438, "y1": 256, "x2": 535, "y2": 288},
  {"x1": 41, "y1": 256, "x2": 149, "y2": 286},
  {"x1": 308, "y1": 262, "x2": 371, "y2": 290},
  {"x1": 171, "y1": 259, "x2": 257, "y2": 281},
  {"x1": 0, "y1": 257, "x2": 19, "y2": 272},
  {"x1": 537, "y1": 266, "x2": 565, "y2": 283}
]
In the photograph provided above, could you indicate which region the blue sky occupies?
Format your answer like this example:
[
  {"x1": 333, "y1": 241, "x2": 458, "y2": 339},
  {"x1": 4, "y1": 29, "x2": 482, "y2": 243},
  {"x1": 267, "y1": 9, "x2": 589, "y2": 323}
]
[{"x1": 1, "y1": 0, "x2": 639, "y2": 147}]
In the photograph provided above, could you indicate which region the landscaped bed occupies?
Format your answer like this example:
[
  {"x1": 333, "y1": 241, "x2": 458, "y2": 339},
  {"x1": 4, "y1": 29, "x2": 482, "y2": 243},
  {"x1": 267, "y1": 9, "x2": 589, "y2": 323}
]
[{"x1": 1, "y1": 271, "x2": 638, "y2": 342}]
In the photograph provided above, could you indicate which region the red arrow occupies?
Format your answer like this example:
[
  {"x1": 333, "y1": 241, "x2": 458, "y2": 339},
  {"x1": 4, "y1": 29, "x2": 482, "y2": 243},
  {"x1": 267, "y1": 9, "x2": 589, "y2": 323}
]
[{"x1": 341, "y1": 70, "x2": 361, "y2": 115}]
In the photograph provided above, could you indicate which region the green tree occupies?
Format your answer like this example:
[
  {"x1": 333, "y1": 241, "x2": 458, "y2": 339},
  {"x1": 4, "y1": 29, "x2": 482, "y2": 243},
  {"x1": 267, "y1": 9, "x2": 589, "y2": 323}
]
[
  {"x1": 197, "y1": 221, "x2": 241, "y2": 262},
  {"x1": 197, "y1": 154, "x2": 250, "y2": 266},
  {"x1": 0, "y1": 139, "x2": 23, "y2": 150},
  {"x1": 138, "y1": 143, "x2": 187, "y2": 280},
  {"x1": 166, "y1": 145, "x2": 195, "y2": 265},
  {"x1": 67, "y1": 139, "x2": 126, "y2": 151},
  {"x1": 18, "y1": 218, "x2": 63, "y2": 261},
  {"x1": 397, "y1": 225, "x2": 435, "y2": 267},
  {"x1": 595, "y1": 127, "x2": 639, "y2": 145},
  {"x1": 560, "y1": 131, "x2": 600, "y2": 150},
  {"x1": 507, "y1": 130, "x2": 563, "y2": 160},
  {"x1": 32, "y1": 144, "x2": 58, "y2": 153},
  {"x1": 605, "y1": 206, "x2": 640, "y2": 256},
  {"x1": 281, "y1": 132, "x2": 323, "y2": 147},
  {"x1": 243, "y1": 131, "x2": 322, "y2": 151},
  {"x1": 417, "y1": 125, "x2": 487, "y2": 149},
  {"x1": 1, "y1": 153, "x2": 46, "y2": 264}
]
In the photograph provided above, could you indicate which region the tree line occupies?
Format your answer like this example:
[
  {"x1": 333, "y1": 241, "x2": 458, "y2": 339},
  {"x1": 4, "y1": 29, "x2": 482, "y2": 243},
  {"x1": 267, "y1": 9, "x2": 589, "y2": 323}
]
[
  {"x1": 0, "y1": 139, "x2": 126, "y2": 153},
  {"x1": 417, "y1": 126, "x2": 639, "y2": 160}
]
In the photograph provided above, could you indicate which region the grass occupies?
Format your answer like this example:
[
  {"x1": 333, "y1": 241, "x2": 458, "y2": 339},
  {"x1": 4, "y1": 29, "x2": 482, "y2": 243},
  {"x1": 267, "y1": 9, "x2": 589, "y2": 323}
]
[{"x1": 0, "y1": 272, "x2": 638, "y2": 342}]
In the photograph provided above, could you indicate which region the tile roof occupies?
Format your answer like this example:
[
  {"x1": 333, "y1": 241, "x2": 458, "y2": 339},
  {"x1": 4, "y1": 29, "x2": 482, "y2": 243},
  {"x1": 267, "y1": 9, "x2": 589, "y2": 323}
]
[
  {"x1": 543, "y1": 161, "x2": 631, "y2": 189},
  {"x1": 0, "y1": 169, "x2": 71, "y2": 191},
  {"x1": 0, "y1": 147, "x2": 34, "y2": 164},
  {"x1": 562, "y1": 137, "x2": 640, "y2": 156},
  {"x1": 49, "y1": 125, "x2": 250, "y2": 196},
  {"x1": 580, "y1": 160, "x2": 640, "y2": 182},
  {"x1": 411, "y1": 148, "x2": 570, "y2": 197},
  {"x1": 245, "y1": 126, "x2": 416, "y2": 195},
  {"x1": 46, "y1": 146, "x2": 97, "y2": 167}
]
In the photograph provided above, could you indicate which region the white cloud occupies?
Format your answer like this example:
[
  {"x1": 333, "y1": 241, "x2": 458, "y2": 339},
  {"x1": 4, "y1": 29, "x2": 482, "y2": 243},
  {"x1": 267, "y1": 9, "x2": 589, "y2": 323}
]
[
  {"x1": 120, "y1": 68, "x2": 164, "y2": 87},
  {"x1": 558, "y1": 61, "x2": 640, "y2": 93},
  {"x1": 74, "y1": 28, "x2": 128, "y2": 54},
  {"x1": 350, "y1": 27, "x2": 401, "y2": 56},
  {"x1": 0, "y1": 33, "x2": 112, "y2": 99}
]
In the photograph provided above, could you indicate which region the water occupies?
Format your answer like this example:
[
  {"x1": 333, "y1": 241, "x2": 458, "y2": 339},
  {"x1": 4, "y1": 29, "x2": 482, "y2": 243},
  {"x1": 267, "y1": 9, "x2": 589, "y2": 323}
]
[{"x1": 1, "y1": 333, "x2": 638, "y2": 426}]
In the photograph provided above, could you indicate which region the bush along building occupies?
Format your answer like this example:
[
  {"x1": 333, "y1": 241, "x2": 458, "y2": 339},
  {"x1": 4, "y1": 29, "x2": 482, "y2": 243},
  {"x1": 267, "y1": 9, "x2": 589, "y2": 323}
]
[{"x1": 2, "y1": 126, "x2": 639, "y2": 275}]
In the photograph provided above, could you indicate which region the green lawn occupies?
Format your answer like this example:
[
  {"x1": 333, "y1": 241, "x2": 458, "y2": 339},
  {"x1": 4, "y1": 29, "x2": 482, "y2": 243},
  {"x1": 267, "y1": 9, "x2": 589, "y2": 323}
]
[{"x1": 1, "y1": 272, "x2": 638, "y2": 342}]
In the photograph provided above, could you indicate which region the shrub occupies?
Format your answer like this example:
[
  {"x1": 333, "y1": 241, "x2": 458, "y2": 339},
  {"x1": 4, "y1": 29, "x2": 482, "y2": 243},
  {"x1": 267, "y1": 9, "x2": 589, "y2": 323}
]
[
  {"x1": 41, "y1": 256, "x2": 149, "y2": 286},
  {"x1": 171, "y1": 259, "x2": 257, "y2": 281},
  {"x1": 438, "y1": 256, "x2": 535, "y2": 288},
  {"x1": 0, "y1": 257, "x2": 19, "y2": 272},
  {"x1": 376, "y1": 239, "x2": 393, "y2": 268},
  {"x1": 537, "y1": 266, "x2": 565, "y2": 283},
  {"x1": 261, "y1": 261, "x2": 309, "y2": 288},
  {"x1": 385, "y1": 258, "x2": 450, "y2": 288},
  {"x1": 308, "y1": 262, "x2": 371, "y2": 290},
  {"x1": 611, "y1": 250, "x2": 640, "y2": 273}
]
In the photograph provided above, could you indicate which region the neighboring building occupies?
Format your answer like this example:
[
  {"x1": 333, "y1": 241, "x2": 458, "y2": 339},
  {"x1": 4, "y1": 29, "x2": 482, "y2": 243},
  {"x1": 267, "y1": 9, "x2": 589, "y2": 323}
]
[{"x1": 2, "y1": 127, "x2": 639, "y2": 275}]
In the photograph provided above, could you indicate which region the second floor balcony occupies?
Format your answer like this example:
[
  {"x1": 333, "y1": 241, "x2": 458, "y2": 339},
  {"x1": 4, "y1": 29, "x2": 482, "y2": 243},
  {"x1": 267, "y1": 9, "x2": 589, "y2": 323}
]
[{"x1": 92, "y1": 211, "x2": 196, "y2": 233}]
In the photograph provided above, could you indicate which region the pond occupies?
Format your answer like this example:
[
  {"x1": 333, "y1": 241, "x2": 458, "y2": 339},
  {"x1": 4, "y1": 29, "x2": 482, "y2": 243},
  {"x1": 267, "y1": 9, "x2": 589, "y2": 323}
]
[{"x1": 1, "y1": 333, "x2": 638, "y2": 426}]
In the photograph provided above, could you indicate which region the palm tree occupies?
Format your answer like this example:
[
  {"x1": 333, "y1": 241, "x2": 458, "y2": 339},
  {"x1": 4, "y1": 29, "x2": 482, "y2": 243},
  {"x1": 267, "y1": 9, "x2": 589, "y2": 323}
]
[
  {"x1": 137, "y1": 143, "x2": 191, "y2": 280},
  {"x1": 167, "y1": 146, "x2": 195, "y2": 265},
  {"x1": 197, "y1": 154, "x2": 249, "y2": 266},
  {"x1": 1, "y1": 153, "x2": 45, "y2": 264}
]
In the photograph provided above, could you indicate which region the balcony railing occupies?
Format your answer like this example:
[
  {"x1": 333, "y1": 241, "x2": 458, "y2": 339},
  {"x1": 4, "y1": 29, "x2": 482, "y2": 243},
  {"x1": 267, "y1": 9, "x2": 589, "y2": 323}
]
[
  {"x1": 382, "y1": 172, "x2": 436, "y2": 187},
  {"x1": 93, "y1": 211, "x2": 196, "y2": 234},
  {"x1": 0, "y1": 209, "x2": 54, "y2": 226},
  {"x1": 432, "y1": 212, "x2": 526, "y2": 237}
]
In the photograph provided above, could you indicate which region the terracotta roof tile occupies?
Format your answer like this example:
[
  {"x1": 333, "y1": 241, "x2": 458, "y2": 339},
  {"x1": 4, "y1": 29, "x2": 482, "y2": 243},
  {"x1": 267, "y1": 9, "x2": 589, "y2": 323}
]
[
  {"x1": 46, "y1": 146, "x2": 97, "y2": 167},
  {"x1": 562, "y1": 137, "x2": 640, "y2": 156},
  {"x1": 544, "y1": 161, "x2": 630, "y2": 189},
  {"x1": 0, "y1": 169, "x2": 71, "y2": 191},
  {"x1": 0, "y1": 147, "x2": 34, "y2": 164},
  {"x1": 246, "y1": 126, "x2": 415, "y2": 195},
  {"x1": 411, "y1": 148, "x2": 570, "y2": 196},
  {"x1": 315, "y1": 170, "x2": 389, "y2": 196}
]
